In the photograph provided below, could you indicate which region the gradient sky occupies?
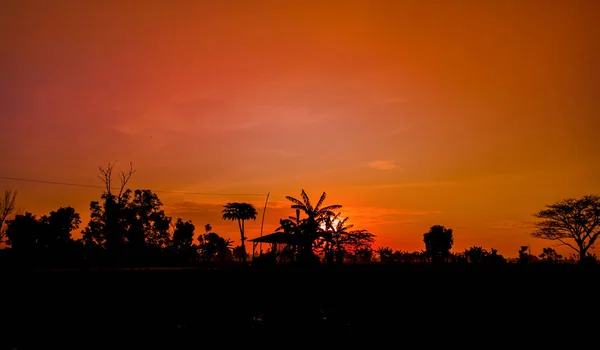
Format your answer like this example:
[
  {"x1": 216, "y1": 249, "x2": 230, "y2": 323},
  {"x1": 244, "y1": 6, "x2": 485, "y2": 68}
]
[{"x1": 1, "y1": 0, "x2": 599, "y2": 258}]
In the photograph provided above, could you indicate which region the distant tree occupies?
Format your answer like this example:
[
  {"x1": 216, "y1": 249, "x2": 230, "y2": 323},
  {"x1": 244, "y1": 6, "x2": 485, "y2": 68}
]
[
  {"x1": 232, "y1": 245, "x2": 247, "y2": 262},
  {"x1": 518, "y1": 246, "x2": 536, "y2": 264},
  {"x1": 172, "y1": 218, "x2": 195, "y2": 251},
  {"x1": 222, "y1": 203, "x2": 257, "y2": 263},
  {"x1": 423, "y1": 225, "x2": 454, "y2": 263},
  {"x1": 486, "y1": 248, "x2": 506, "y2": 264},
  {"x1": 0, "y1": 189, "x2": 17, "y2": 243},
  {"x1": 199, "y1": 231, "x2": 233, "y2": 262},
  {"x1": 376, "y1": 247, "x2": 394, "y2": 263},
  {"x1": 464, "y1": 246, "x2": 486, "y2": 264},
  {"x1": 285, "y1": 189, "x2": 341, "y2": 263},
  {"x1": 342, "y1": 229, "x2": 376, "y2": 264},
  {"x1": 532, "y1": 195, "x2": 600, "y2": 263},
  {"x1": 538, "y1": 247, "x2": 564, "y2": 264}
]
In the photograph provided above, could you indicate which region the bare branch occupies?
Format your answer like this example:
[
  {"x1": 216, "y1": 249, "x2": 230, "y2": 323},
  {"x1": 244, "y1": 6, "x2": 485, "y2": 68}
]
[
  {"x1": 117, "y1": 161, "x2": 136, "y2": 199},
  {"x1": 97, "y1": 161, "x2": 116, "y2": 195},
  {"x1": 0, "y1": 189, "x2": 18, "y2": 242}
]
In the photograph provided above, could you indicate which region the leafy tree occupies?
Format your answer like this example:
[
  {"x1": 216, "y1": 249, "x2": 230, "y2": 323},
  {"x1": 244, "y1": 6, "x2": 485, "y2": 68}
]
[
  {"x1": 123, "y1": 189, "x2": 172, "y2": 250},
  {"x1": 342, "y1": 229, "x2": 376, "y2": 263},
  {"x1": 198, "y1": 229, "x2": 233, "y2": 262},
  {"x1": 39, "y1": 207, "x2": 81, "y2": 249},
  {"x1": 539, "y1": 247, "x2": 564, "y2": 264},
  {"x1": 423, "y1": 225, "x2": 454, "y2": 263},
  {"x1": 172, "y1": 218, "x2": 195, "y2": 250},
  {"x1": 222, "y1": 203, "x2": 257, "y2": 263},
  {"x1": 486, "y1": 248, "x2": 506, "y2": 264},
  {"x1": 518, "y1": 246, "x2": 536, "y2": 264},
  {"x1": 532, "y1": 194, "x2": 600, "y2": 263},
  {"x1": 5, "y1": 212, "x2": 41, "y2": 251},
  {"x1": 0, "y1": 189, "x2": 17, "y2": 243},
  {"x1": 83, "y1": 186, "x2": 171, "y2": 256},
  {"x1": 232, "y1": 245, "x2": 247, "y2": 262},
  {"x1": 464, "y1": 246, "x2": 486, "y2": 264},
  {"x1": 285, "y1": 189, "x2": 341, "y2": 263},
  {"x1": 376, "y1": 247, "x2": 394, "y2": 263}
]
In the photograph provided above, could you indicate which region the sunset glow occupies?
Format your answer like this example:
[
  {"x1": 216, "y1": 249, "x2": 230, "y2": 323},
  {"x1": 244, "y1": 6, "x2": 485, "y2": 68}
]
[{"x1": 1, "y1": 0, "x2": 599, "y2": 258}]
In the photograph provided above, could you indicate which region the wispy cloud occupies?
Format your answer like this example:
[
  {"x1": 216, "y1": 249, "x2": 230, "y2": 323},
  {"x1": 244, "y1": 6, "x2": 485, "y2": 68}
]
[{"x1": 367, "y1": 160, "x2": 398, "y2": 170}]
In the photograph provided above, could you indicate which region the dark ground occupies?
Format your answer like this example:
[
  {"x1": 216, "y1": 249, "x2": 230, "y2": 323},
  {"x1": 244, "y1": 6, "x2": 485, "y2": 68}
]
[{"x1": 2, "y1": 264, "x2": 599, "y2": 349}]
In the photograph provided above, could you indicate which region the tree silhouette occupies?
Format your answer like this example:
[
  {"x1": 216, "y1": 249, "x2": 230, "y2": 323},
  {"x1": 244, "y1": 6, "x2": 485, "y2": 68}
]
[
  {"x1": 532, "y1": 194, "x2": 600, "y2": 263},
  {"x1": 376, "y1": 247, "x2": 394, "y2": 263},
  {"x1": 222, "y1": 202, "x2": 257, "y2": 263},
  {"x1": 198, "y1": 225, "x2": 233, "y2": 262},
  {"x1": 0, "y1": 189, "x2": 17, "y2": 243},
  {"x1": 539, "y1": 247, "x2": 564, "y2": 264},
  {"x1": 39, "y1": 207, "x2": 81, "y2": 249},
  {"x1": 285, "y1": 189, "x2": 341, "y2": 263},
  {"x1": 172, "y1": 218, "x2": 195, "y2": 251},
  {"x1": 464, "y1": 246, "x2": 486, "y2": 264},
  {"x1": 94, "y1": 161, "x2": 135, "y2": 252},
  {"x1": 343, "y1": 230, "x2": 376, "y2": 264},
  {"x1": 321, "y1": 212, "x2": 353, "y2": 264},
  {"x1": 423, "y1": 225, "x2": 453, "y2": 263},
  {"x1": 5, "y1": 212, "x2": 41, "y2": 252}
]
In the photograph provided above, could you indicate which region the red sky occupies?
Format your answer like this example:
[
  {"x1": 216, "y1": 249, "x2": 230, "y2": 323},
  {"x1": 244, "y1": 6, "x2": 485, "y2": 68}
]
[{"x1": 1, "y1": 0, "x2": 599, "y2": 258}]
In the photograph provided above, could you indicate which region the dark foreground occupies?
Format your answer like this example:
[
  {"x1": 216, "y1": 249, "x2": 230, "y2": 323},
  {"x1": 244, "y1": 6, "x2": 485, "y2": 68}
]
[{"x1": 2, "y1": 264, "x2": 599, "y2": 348}]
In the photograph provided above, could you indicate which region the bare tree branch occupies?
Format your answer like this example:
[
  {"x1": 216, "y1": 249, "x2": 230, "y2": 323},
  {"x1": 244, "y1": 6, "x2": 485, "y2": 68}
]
[
  {"x1": 0, "y1": 189, "x2": 18, "y2": 242},
  {"x1": 96, "y1": 161, "x2": 135, "y2": 200}
]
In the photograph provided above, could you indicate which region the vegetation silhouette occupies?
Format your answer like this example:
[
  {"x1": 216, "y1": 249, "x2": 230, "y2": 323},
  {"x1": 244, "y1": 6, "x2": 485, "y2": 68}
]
[
  {"x1": 1, "y1": 165, "x2": 600, "y2": 348},
  {"x1": 531, "y1": 194, "x2": 600, "y2": 263},
  {"x1": 221, "y1": 202, "x2": 257, "y2": 263}
]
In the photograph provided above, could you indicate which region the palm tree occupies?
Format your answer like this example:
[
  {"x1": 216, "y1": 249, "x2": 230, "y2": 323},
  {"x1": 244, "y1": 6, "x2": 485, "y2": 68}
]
[
  {"x1": 222, "y1": 202, "x2": 257, "y2": 263},
  {"x1": 285, "y1": 189, "x2": 341, "y2": 262},
  {"x1": 323, "y1": 213, "x2": 353, "y2": 264}
]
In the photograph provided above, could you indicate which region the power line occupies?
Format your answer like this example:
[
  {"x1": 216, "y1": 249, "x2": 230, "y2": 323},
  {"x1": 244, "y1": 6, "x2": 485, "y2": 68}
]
[{"x1": 0, "y1": 175, "x2": 267, "y2": 197}]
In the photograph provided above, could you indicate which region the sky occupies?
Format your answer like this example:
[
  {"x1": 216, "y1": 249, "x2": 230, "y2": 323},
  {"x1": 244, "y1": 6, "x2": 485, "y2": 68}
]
[{"x1": 1, "y1": 0, "x2": 599, "y2": 258}]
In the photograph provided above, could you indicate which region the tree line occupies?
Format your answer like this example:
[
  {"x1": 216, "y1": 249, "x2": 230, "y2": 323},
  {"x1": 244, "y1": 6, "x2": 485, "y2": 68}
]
[{"x1": 0, "y1": 162, "x2": 598, "y2": 267}]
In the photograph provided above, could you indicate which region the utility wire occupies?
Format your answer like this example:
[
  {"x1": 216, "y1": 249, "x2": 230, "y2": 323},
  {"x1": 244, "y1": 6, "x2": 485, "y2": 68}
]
[{"x1": 0, "y1": 175, "x2": 267, "y2": 197}]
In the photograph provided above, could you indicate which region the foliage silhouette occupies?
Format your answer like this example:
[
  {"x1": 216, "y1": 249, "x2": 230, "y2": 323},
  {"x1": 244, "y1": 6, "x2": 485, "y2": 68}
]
[
  {"x1": 423, "y1": 225, "x2": 454, "y2": 263},
  {"x1": 0, "y1": 189, "x2": 17, "y2": 243},
  {"x1": 532, "y1": 194, "x2": 600, "y2": 263},
  {"x1": 222, "y1": 202, "x2": 257, "y2": 263},
  {"x1": 285, "y1": 189, "x2": 341, "y2": 263}
]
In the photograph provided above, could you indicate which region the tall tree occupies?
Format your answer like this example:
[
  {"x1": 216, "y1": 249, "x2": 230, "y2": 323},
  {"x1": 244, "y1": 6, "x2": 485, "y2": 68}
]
[
  {"x1": 285, "y1": 189, "x2": 341, "y2": 262},
  {"x1": 95, "y1": 161, "x2": 135, "y2": 252},
  {"x1": 0, "y1": 189, "x2": 17, "y2": 243},
  {"x1": 532, "y1": 194, "x2": 600, "y2": 263},
  {"x1": 423, "y1": 225, "x2": 454, "y2": 263},
  {"x1": 222, "y1": 202, "x2": 257, "y2": 263}
]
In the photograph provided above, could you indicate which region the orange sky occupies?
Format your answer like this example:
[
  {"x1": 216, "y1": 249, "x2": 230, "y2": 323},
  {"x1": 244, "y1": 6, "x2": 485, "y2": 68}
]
[{"x1": 1, "y1": 0, "x2": 599, "y2": 258}]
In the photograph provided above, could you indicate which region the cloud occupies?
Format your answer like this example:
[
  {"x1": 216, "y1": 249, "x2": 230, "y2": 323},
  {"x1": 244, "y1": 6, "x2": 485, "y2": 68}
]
[{"x1": 367, "y1": 160, "x2": 398, "y2": 170}]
